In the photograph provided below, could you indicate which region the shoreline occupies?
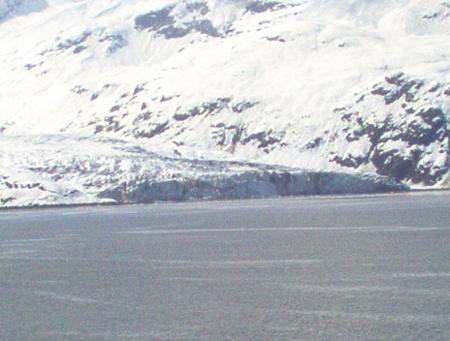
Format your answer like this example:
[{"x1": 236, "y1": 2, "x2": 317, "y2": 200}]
[{"x1": 1, "y1": 187, "x2": 449, "y2": 212}]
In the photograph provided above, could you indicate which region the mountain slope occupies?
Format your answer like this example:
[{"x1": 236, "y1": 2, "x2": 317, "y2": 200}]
[{"x1": 0, "y1": 0, "x2": 449, "y2": 206}]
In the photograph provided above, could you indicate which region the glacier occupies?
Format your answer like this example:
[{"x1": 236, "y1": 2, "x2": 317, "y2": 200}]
[{"x1": 0, "y1": 0, "x2": 449, "y2": 206}]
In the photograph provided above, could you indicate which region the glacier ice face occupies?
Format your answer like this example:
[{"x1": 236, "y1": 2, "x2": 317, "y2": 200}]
[{"x1": 0, "y1": 135, "x2": 408, "y2": 207}]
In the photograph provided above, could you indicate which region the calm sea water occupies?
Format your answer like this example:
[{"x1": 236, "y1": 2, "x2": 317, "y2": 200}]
[{"x1": 1, "y1": 193, "x2": 449, "y2": 340}]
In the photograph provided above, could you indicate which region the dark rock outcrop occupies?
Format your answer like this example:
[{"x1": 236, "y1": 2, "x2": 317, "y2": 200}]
[
  {"x1": 308, "y1": 73, "x2": 450, "y2": 185},
  {"x1": 245, "y1": 1, "x2": 283, "y2": 13},
  {"x1": 173, "y1": 98, "x2": 231, "y2": 121},
  {"x1": 135, "y1": 2, "x2": 220, "y2": 38}
]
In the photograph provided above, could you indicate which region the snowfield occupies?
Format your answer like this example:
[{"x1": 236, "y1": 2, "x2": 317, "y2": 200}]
[{"x1": 0, "y1": 0, "x2": 449, "y2": 206}]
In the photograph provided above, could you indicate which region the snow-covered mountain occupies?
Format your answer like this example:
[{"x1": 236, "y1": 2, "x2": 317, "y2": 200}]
[{"x1": 1, "y1": 0, "x2": 449, "y2": 206}]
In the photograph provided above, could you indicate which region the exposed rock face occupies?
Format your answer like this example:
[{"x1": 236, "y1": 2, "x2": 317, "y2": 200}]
[
  {"x1": 371, "y1": 107, "x2": 449, "y2": 184},
  {"x1": 245, "y1": 1, "x2": 283, "y2": 13},
  {"x1": 134, "y1": 0, "x2": 288, "y2": 39},
  {"x1": 308, "y1": 74, "x2": 450, "y2": 185},
  {"x1": 0, "y1": 0, "x2": 47, "y2": 23},
  {"x1": 173, "y1": 98, "x2": 232, "y2": 121},
  {"x1": 0, "y1": 0, "x2": 22, "y2": 20},
  {"x1": 135, "y1": 2, "x2": 220, "y2": 38}
]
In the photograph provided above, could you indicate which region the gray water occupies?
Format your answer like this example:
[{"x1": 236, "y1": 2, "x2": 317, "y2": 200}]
[{"x1": 1, "y1": 193, "x2": 449, "y2": 340}]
